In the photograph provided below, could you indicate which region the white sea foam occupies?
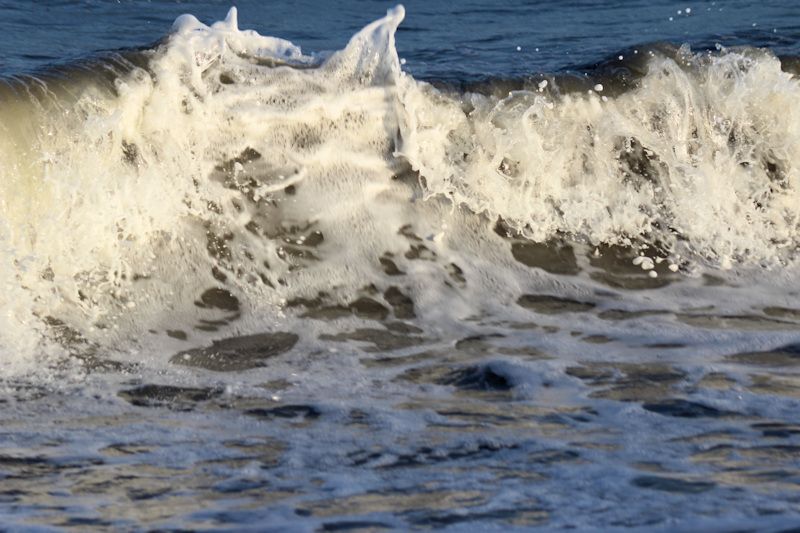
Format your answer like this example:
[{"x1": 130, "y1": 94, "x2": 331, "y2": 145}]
[
  {"x1": 401, "y1": 46, "x2": 800, "y2": 263},
  {"x1": 0, "y1": 6, "x2": 799, "y2": 368}
]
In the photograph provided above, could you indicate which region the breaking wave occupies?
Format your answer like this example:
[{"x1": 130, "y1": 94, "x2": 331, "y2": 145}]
[{"x1": 2, "y1": 5, "x2": 800, "y2": 367}]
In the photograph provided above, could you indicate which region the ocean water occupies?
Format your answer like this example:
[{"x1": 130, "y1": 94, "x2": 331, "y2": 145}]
[{"x1": 2, "y1": 1, "x2": 800, "y2": 530}]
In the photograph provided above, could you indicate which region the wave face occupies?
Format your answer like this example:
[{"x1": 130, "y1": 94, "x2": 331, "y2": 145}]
[{"x1": 1, "y1": 6, "x2": 800, "y2": 367}]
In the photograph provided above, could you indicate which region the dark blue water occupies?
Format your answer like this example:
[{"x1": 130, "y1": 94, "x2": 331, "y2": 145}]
[{"x1": 2, "y1": 0, "x2": 800, "y2": 79}]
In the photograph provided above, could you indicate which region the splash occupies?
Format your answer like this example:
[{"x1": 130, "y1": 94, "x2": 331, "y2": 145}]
[{"x1": 1, "y1": 6, "x2": 799, "y2": 368}]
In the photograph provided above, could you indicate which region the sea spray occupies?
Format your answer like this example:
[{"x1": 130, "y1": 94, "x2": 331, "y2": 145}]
[{"x1": 1, "y1": 6, "x2": 799, "y2": 368}]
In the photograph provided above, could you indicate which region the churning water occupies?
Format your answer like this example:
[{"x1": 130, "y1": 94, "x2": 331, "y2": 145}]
[{"x1": 2, "y1": 1, "x2": 800, "y2": 530}]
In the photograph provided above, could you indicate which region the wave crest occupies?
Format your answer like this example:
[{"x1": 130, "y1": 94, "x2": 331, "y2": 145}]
[{"x1": 1, "y1": 6, "x2": 799, "y2": 366}]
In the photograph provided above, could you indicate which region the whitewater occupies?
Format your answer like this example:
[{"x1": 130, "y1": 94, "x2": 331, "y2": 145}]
[{"x1": 2, "y1": 4, "x2": 800, "y2": 530}]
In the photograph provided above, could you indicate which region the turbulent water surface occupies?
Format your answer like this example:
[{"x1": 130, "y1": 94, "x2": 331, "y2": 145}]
[{"x1": 3, "y1": 1, "x2": 800, "y2": 530}]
